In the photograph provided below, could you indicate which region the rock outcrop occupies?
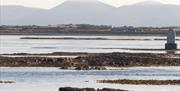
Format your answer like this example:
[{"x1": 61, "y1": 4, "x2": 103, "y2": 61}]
[
  {"x1": 0, "y1": 52, "x2": 180, "y2": 67},
  {"x1": 97, "y1": 79, "x2": 180, "y2": 85},
  {"x1": 59, "y1": 87, "x2": 128, "y2": 91}
]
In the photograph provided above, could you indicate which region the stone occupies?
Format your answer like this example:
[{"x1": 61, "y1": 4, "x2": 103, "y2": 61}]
[
  {"x1": 165, "y1": 29, "x2": 177, "y2": 50},
  {"x1": 165, "y1": 43, "x2": 177, "y2": 50},
  {"x1": 59, "y1": 87, "x2": 128, "y2": 91}
]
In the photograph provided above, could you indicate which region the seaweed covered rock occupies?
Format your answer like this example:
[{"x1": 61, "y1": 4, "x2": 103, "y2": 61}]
[
  {"x1": 59, "y1": 87, "x2": 95, "y2": 91},
  {"x1": 59, "y1": 87, "x2": 128, "y2": 91}
]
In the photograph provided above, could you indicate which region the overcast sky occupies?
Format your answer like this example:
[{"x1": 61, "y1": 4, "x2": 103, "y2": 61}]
[{"x1": 1, "y1": 0, "x2": 179, "y2": 9}]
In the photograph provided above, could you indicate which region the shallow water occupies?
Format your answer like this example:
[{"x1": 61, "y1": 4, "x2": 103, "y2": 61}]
[
  {"x1": 0, "y1": 35, "x2": 180, "y2": 54},
  {"x1": 0, "y1": 67, "x2": 180, "y2": 91}
]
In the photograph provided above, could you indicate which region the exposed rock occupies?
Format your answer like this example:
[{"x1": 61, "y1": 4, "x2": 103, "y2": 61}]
[
  {"x1": 59, "y1": 87, "x2": 128, "y2": 91},
  {"x1": 75, "y1": 66, "x2": 106, "y2": 70},
  {"x1": 0, "y1": 52, "x2": 180, "y2": 67},
  {"x1": 0, "y1": 81, "x2": 15, "y2": 84},
  {"x1": 97, "y1": 79, "x2": 180, "y2": 85},
  {"x1": 60, "y1": 66, "x2": 69, "y2": 69},
  {"x1": 76, "y1": 52, "x2": 180, "y2": 67}
]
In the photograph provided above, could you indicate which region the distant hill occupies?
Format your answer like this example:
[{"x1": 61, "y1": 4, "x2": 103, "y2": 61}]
[
  {"x1": 0, "y1": 5, "x2": 46, "y2": 25},
  {"x1": 0, "y1": 0, "x2": 180, "y2": 26}
]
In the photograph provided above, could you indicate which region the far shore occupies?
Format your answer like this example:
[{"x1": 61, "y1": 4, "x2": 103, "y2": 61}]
[{"x1": 1, "y1": 32, "x2": 180, "y2": 36}]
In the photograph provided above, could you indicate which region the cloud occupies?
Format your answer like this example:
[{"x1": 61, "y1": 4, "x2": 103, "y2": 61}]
[
  {"x1": 99, "y1": 0, "x2": 147, "y2": 7},
  {"x1": 0, "y1": 0, "x2": 66, "y2": 9},
  {"x1": 99, "y1": 0, "x2": 180, "y2": 7},
  {"x1": 0, "y1": 0, "x2": 179, "y2": 9},
  {"x1": 157, "y1": 0, "x2": 180, "y2": 5}
]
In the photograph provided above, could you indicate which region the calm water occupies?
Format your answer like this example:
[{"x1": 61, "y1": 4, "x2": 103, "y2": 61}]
[
  {"x1": 0, "y1": 35, "x2": 180, "y2": 91},
  {"x1": 0, "y1": 67, "x2": 180, "y2": 91},
  {"x1": 0, "y1": 35, "x2": 180, "y2": 54}
]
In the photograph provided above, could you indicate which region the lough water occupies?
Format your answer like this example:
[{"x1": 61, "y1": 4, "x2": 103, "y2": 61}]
[
  {"x1": 0, "y1": 35, "x2": 180, "y2": 54},
  {"x1": 0, "y1": 67, "x2": 180, "y2": 91},
  {"x1": 0, "y1": 35, "x2": 180, "y2": 91}
]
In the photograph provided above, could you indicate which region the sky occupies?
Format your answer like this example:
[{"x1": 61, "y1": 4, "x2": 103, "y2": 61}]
[{"x1": 0, "y1": 0, "x2": 180, "y2": 9}]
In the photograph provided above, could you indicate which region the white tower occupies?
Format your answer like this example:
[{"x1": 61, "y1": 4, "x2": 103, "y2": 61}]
[{"x1": 165, "y1": 29, "x2": 177, "y2": 50}]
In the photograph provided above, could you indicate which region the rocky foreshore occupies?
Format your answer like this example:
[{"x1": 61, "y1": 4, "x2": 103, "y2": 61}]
[
  {"x1": 0, "y1": 52, "x2": 180, "y2": 68},
  {"x1": 97, "y1": 79, "x2": 180, "y2": 85},
  {"x1": 59, "y1": 87, "x2": 128, "y2": 91}
]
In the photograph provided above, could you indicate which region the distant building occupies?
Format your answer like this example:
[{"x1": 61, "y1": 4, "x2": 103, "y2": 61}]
[{"x1": 165, "y1": 29, "x2": 177, "y2": 50}]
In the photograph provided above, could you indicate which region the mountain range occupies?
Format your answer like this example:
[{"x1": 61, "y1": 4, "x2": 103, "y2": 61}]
[{"x1": 1, "y1": 0, "x2": 180, "y2": 26}]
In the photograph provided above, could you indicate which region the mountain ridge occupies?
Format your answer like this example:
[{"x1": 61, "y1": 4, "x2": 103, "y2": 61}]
[{"x1": 1, "y1": 1, "x2": 180, "y2": 26}]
